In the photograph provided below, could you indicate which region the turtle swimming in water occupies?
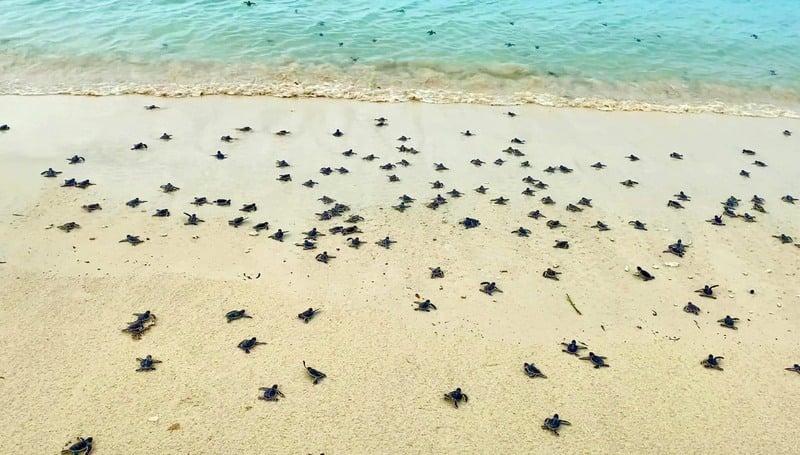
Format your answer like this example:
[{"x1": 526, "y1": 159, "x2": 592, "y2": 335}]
[
  {"x1": 479, "y1": 281, "x2": 501, "y2": 295},
  {"x1": 258, "y1": 385, "x2": 285, "y2": 401},
  {"x1": 58, "y1": 222, "x2": 80, "y2": 232},
  {"x1": 160, "y1": 183, "x2": 179, "y2": 193},
  {"x1": 542, "y1": 268, "x2": 561, "y2": 280},
  {"x1": 701, "y1": 354, "x2": 724, "y2": 371},
  {"x1": 41, "y1": 167, "x2": 62, "y2": 177},
  {"x1": 443, "y1": 387, "x2": 468, "y2": 408},
  {"x1": 718, "y1": 315, "x2": 739, "y2": 330},
  {"x1": 298, "y1": 307, "x2": 320, "y2": 323},
  {"x1": 430, "y1": 267, "x2": 444, "y2": 279},
  {"x1": 696, "y1": 284, "x2": 719, "y2": 299},
  {"x1": 136, "y1": 354, "x2": 162, "y2": 372},
  {"x1": 238, "y1": 337, "x2": 266, "y2": 353},
  {"x1": 119, "y1": 234, "x2": 144, "y2": 245},
  {"x1": 414, "y1": 299, "x2": 437, "y2": 312},
  {"x1": 303, "y1": 361, "x2": 327, "y2": 384},
  {"x1": 61, "y1": 436, "x2": 93, "y2": 454},
  {"x1": 523, "y1": 363, "x2": 547, "y2": 378},
  {"x1": 635, "y1": 266, "x2": 655, "y2": 281},
  {"x1": 561, "y1": 340, "x2": 587, "y2": 356},
  {"x1": 580, "y1": 352, "x2": 609, "y2": 368},
  {"x1": 226, "y1": 309, "x2": 252, "y2": 322},
  {"x1": 683, "y1": 302, "x2": 701, "y2": 315},
  {"x1": 591, "y1": 221, "x2": 610, "y2": 231},
  {"x1": 541, "y1": 414, "x2": 571, "y2": 436}
]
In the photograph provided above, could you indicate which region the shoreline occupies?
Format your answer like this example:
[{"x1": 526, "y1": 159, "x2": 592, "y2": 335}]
[{"x1": 1, "y1": 95, "x2": 799, "y2": 453}]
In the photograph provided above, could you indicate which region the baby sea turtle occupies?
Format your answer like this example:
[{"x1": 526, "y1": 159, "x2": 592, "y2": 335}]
[
  {"x1": 61, "y1": 178, "x2": 77, "y2": 187},
  {"x1": 397, "y1": 159, "x2": 410, "y2": 167},
  {"x1": 561, "y1": 340, "x2": 587, "y2": 356},
  {"x1": 542, "y1": 268, "x2": 561, "y2": 280},
  {"x1": 461, "y1": 130, "x2": 475, "y2": 136},
  {"x1": 347, "y1": 237, "x2": 363, "y2": 248},
  {"x1": 506, "y1": 111, "x2": 517, "y2": 117},
  {"x1": 277, "y1": 174, "x2": 292, "y2": 182},
  {"x1": 82, "y1": 203, "x2": 102, "y2": 213},
  {"x1": 240, "y1": 203, "x2": 257, "y2": 213},
  {"x1": 784, "y1": 364, "x2": 800, "y2": 374},
  {"x1": 302, "y1": 179, "x2": 318, "y2": 188},
  {"x1": 215, "y1": 198, "x2": 232, "y2": 206},
  {"x1": 460, "y1": 217, "x2": 481, "y2": 229},
  {"x1": 122, "y1": 320, "x2": 151, "y2": 338},
  {"x1": 303, "y1": 361, "x2": 327, "y2": 384},
  {"x1": 388, "y1": 174, "x2": 400, "y2": 182},
  {"x1": 591, "y1": 221, "x2": 610, "y2": 231},
  {"x1": 667, "y1": 200, "x2": 684, "y2": 209},
  {"x1": 318, "y1": 196, "x2": 335, "y2": 205},
  {"x1": 399, "y1": 194, "x2": 415, "y2": 203},
  {"x1": 444, "y1": 387, "x2": 468, "y2": 408},
  {"x1": 706, "y1": 215, "x2": 725, "y2": 226},
  {"x1": 751, "y1": 195, "x2": 766, "y2": 204},
  {"x1": 752, "y1": 202, "x2": 767, "y2": 213},
  {"x1": 153, "y1": 208, "x2": 170, "y2": 217},
  {"x1": 520, "y1": 160, "x2": 531, "y2": 167},
  {"x1": 739, "y1": 213, "x2": 756, "y2": 222},
  {"x1": 591, "y1": 161, "x2": 606, "y2": 169},
  {"x1": 576, "y1": 197, "x2": 592, "y2": 207},
  {"x1": 228, "y1": 216, "x2": 247, "y2": 228},
  {"x1": 269, "y1": 229, "x2": 286, "y2": 241},
  {"x1": 160, "y1": 133, "x2": 172, "y2": 140},
  {"x1": 670, "y1": 152, "x2": 683, "y2": 160},
  {"x1": 674, "y1": 191, "x2": 691, "y2": 201},
  {"x1": 470, "y1": 158, "x2": 485, "y2": 166},
  {"x1": 541, "y1": 414, "x2": 571, "y2": 436},
  {"x1": 434, "y1": 163, "x2": 449, "y2": 171},
  {"x1": 238, "y1": 337, "x2": 266, "y2": 353},
  {"x1": 67, "y1": 155, "x2": 85, "y2": 164},
  {"x1": 739, "y1": 170, "x2": 750, "y2": 178},
  {"x1": 220, "y1": 135, "x2": 235, "y2": 142},
  {"x1": 491, "y1": 197, "x2": 509, "y2": 205},
  {"x1": 119, "y1": 234, "x2": 144, "y2": 245},
  {"x1": 315, "y1": 251, "x2": 335, "y2": 263},
  {"x1": 683, "y1": 302, "x2": 701, "y2": 315},
  {"x1": 528, "y1": 210, "x2": 546, "y2": 220},
  {"x1": 41, "y1": 167, "x2": 62, "y2": 177},
  {"x1": 303, "y1": 228, "x2": 325, "y2": 240},
  {"x1": 546, "y1": 220, "x2": 564, "y2": 229},
  {"x1": 191, "y1": 196, "x2": 209, "y2": 206},
  {"x1": 701, "y1": 354, "x2": 724, "y2": 371},
  {"x1": 664, "y1": 239, "x2": 687, "y2": 257},
  {"x1": 742, "y1": 148, "x2": 756, "y2": 155},
  {"x1": 61, "y1": 437, "x2": 93, "y2": 454},
  {"x1": 541, "y1": 196, "x2": 555, "y2": 205},
  {"x1": 397, "y1": 135, "x2": 411, "y2": 141},
  {"x1": 544, "y1": 166, "x2": 557, "y2": 174},
  {"x1": 258, "y1": 385, "x2": 285, "y2": 401},
  {"x1": 475, "y1": 185, "x2": 488, "y2": 194},
  {"x1": 511, "y1": 227, "x2": 531, "y2": 237},
  {"x1": 625, "y1": 154, "x2": 640, "y2": 161},
  {"x1": 131, "y1": 310, "x2": 156, "y2": 325},
  {"x1": 635, "y1": 266, "x2": 655, "y2": 281},
  {"x1": 580, "y1": 352, "x2": 609, "y2": 368},
  {"x1": 533, "y1": 181, "x2": 549, "y2": 189},
  {"x1": 275, "y1": 160, "x2": 290, "y2": 168},
  {"x1": 252, "y1": 221, "x2": 270, "y2": 232},
  {"x1": 718, "y1": 315, "x2": 739, "y2": 330},
  {"x1": 144, "y1": 104, "x2": 160, "y2": 110},
  {"x1": 447, "y1": 189, "x2": 463, "y2": 198},
  {"x1": 295, "y1": 240, "x2": 316, "y2": 250},
  {"x1": 511, "y1": 137, "x2": 525, "y2": 144},
  {"x1": 332, "y1": 129, "x2": 343, "y2": 137},
  {"x1": 628, "y1": 220, "x2": 647, "y2": 230},
  {"x1": 773, "y1": 234, "x2": 793, "y2": 244},
  {"x1": 75, "y1": 179, "x2": 95, "y2": 189},
  {"x1": 781, "y1": 195, "x2": 797, "y2": 204},
  {"x1": 275, "y1": 130, "x2": 291, "y2": 136},
  {"x1": 58, "y1": 222, "x2": 80, "y2": 232},
  {"x1": 753, "y1": 160, "x2": 767, "y2": 167},
  {"x1": 620, "y1": 179, "x2": 639, "y2": 187},
  {"x1": 430, "y1": 267, "x2": 444, "y2": 278},
  {"x1": 131, "y1": 142, "x2": 148, "y2": 150},
  {"x1": 212, "y1": 151, "x2": 227, "y2": 160},
  {"x1": 298, "y1": 307, "x2": 320, "y2": 323},
  {"x1": 479, "y1": 281, "x2": 502, "y2": 295},
  {"x1": 226, "y1": 309, "x2": 252, "y2": 323},
  {"x1": 494, "y1": 158, "x2": 506, "y2": 166},
  {"x1": 695, "y1": 284, "x2": 719, "y2": 299},
  {"x1": 376, "y1": 236, "x2": 396, "y2": 248},
  {"x1": 136, "y1": 354, "x2": 162, "y2": 372},
  {"x1": 558, "y1": 165, "x2": 573, "y2": 173},
  {"x1": 565, "y1": 203, "x2": 582, "y2": 212},
  {"x1": 430, "y1": 180, "x2": 444, "y2": 189},
  {"x1": 380, "y1": 162, "x2": 396, "y2": 171},
  {"x1": 160, "y1": 183, "x2": 179, "y2": 193},
  {"x1": 523, "y1": 363, "x2": 547, "y2": 378},
  {"x1": 553, "y1": 240, "x2": 569, "y2": 249},
  {"x1": 414, "y1": 299, "x2": 437, "y2": 312},
  {"x1": 236, "y1": 126, "x2": 253, "y2": 132},
  {"x1": 521, "y1": 187, "x2": 535, "y2": 196}
]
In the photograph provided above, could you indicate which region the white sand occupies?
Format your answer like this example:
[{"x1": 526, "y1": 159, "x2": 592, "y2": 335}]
[{"x1": 0, "y1": 96, "x2": 799, "y2": 454}]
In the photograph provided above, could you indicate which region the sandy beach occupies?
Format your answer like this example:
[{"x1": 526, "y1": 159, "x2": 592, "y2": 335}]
[{"x1": 1, "y1": 95, "x2": 799, "y2": 454}]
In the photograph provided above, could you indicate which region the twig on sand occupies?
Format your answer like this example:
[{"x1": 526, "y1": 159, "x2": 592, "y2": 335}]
[{"x1": 566, "y1": 293, "x2": 582, "y2": 315}]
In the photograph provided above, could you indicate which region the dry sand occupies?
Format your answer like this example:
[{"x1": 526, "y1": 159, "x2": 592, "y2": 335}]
[{"x1": 0, "y1": 95, "x2": 799, "y2": 454}]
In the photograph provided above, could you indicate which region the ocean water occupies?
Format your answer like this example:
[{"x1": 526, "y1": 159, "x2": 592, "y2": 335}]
[{"x1": 1, "y1": 0, "x2": 798, "y2": 116}]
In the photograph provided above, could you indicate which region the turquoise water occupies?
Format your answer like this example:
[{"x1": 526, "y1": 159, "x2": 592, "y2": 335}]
[{"x1": 1, "y1": 1, "x2": 798, "y2": 115}]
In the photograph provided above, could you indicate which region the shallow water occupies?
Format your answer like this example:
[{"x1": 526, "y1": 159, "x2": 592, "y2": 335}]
[{"x1": 1, "y1": 0, "x2": 798, "y2": 115}]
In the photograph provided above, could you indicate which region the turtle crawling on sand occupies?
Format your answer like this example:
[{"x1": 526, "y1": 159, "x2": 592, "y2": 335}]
[
  {"x1": 238, "y1": 337, "x2": 266, "y2": 353},
  {"x1": 561, "y1": 340, "x2": 586, "y2": 356},
  {"x1": 430, "y1": 267, "x2": 444, "y2": 279},
  {"x1": 580, "y1": 352, "x2": 609, "y2": 368},
  {"x1": 298, "y1": 308, "x2": 320, "y2": 323},
  {"x1": 136, "y1": 354, "x2": 162, "y2": 372},
  {"x1": 701, "y1": 354, "x2": 724, "y2": 371},
  {"x1": 541, "y1": 414, "x2": 571, "y2": 436},
  {"x1": 683, "y1": 302, "x2": 701, "y2": 315},
  {"x1": 226, "y1": 309, "x2": 252, "y2": 323},
  {"x1": 303, "y1": 361, "x2": 327, "y2": 384},
  {"x1": 258, "y1": 385, "x2": 285, "y2": 401},
  {"x1": 444, "y1": 387, "x2": 468, "y2": 408},
  {"x1": 119, "y1": 234, "x2": 144, "y2": 245},
  {"x1": 524, "y1": 362, "x2": 547, "y2": 378},
  {"x1": 61, "y1": 436, "x2": 93, "y2": 454}
]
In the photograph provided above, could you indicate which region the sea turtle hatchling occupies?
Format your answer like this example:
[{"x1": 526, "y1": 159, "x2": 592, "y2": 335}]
[
  {"x1": 226, "y1": 309, "x2": 252, "y2": 323},
  {"x1": 269, "y1": 229, "x2": 287, "y2": 241},
  {"x1": 58, "y1": 222, "x2": 80, "y2": 232},
  {"x1": 122, "y1": 320, "x2": 152, "y2": 339},
  {"x1": 524, "y1": 363, "x2": 547, "y2": 378},
  {"x1": 591, "y1": 221, "x2": 610, "y2": 231},
  {"x1": 258, "y1": 385, "x2": 285, "y2": 401},
  {"x1": 664, "y1": 239, "x2": 687, "y2": 257},
  {"x1": 315, "y1": 251, "x2": 335, "y2": 263},
  {"x1": 303, "y1": 361, "x2": 327, "y2": 384},
  {"x1": 785, "y1": 364, "x2": 800, "y2": 374},
  {"x1": 683, "y1": 302, "x2": 701, "y2": 315},
  {"x1": 67, "y1": 155, "x2": 85, "y2": 164},
  {"x1": 375, "y1": 237, "x2": 396, "y2": 248},
  {"x1": 580, "y1": 352, "x2": 609, "y2": 368},
  {"x1": 718, "y1": 315, "x2": 740, "y2": 330},
  {"x1": 82, "y1": 203, "x2": 102, "y2": 213},
  {"x1": 136, "y1": 355, "x2": 162, "y2": 372},
  {"x1": 61, "y1": 436, "x2": 93, "y2": 454},
  {"x1": 228, "y1": 216, "x2": 247, "y2": 228},
  {"x1": 297, "y1": 308, "x2": 320, "y2": 323},
  {"x1": 479, "y1": 281, "x2": 501, "y2": 295},
  {"x1": 41, "y1": 168, "x2": 62, "y2": 177},
  {"x1": 635, "y1": 266, "x2": 655, "y2": 281},
  {"x1": 620, "y1": 179, "x2": 639, "y2": 187},
  {"x1": 772, "y1": 234, "x2": 793, "y2": 244},
  {"x1": 511, "y1": 227, "x2": 531, "y2": 237},
  {"x1": 414, "y1": 299, "x2": 437, "y2": 312},
  {"x1": 184, "y1": 213, "x2": 204, "y2": 225},
  {"x1": 430, "y1": 267, "x2": 444, "y2": 279},
  {"x1": 546, "y1": 220, "x2": 564, "y2": 229},
  {"x1": 160, "y1": 183, "x2": 179, "y2": 193},
  {"x1": 443, "y1": 387, "x2": 468, "y2": 408},
  {"x1": 561, "y1": 340, "x2": 587, "y2": 356},
  {"x1": 238, "y1": 337, "x2": 267, "y2": 354},
  {"x1": 541, "y1": 414, "x2": 571, "y2": 436},
  {"x1": 153, "y1": 208, "x2": 170, "y2": 217},
  {"x1": 542, "y1": 268, "x2": 561, "y2": 280},
  {"x1": 119, "y1": 234, "x2": 144, "y2": 245},
  {"x1": 695, "y1": 284, "x2": 719, "y2": 299},
  {"x1": 701, "y1": 354, "x2": 724, "y2": 371},
  {"x1": 628, "y1": 220, "x2": 647, "y2": 230},
  {"x1": 460, "y1": 217, "x2": 481, "y2": 229}
]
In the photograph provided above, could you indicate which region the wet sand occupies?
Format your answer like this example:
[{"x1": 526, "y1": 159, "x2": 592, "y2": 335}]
[{"x1": 0, "y1": 95, "x2": 799, "y2": 454}]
